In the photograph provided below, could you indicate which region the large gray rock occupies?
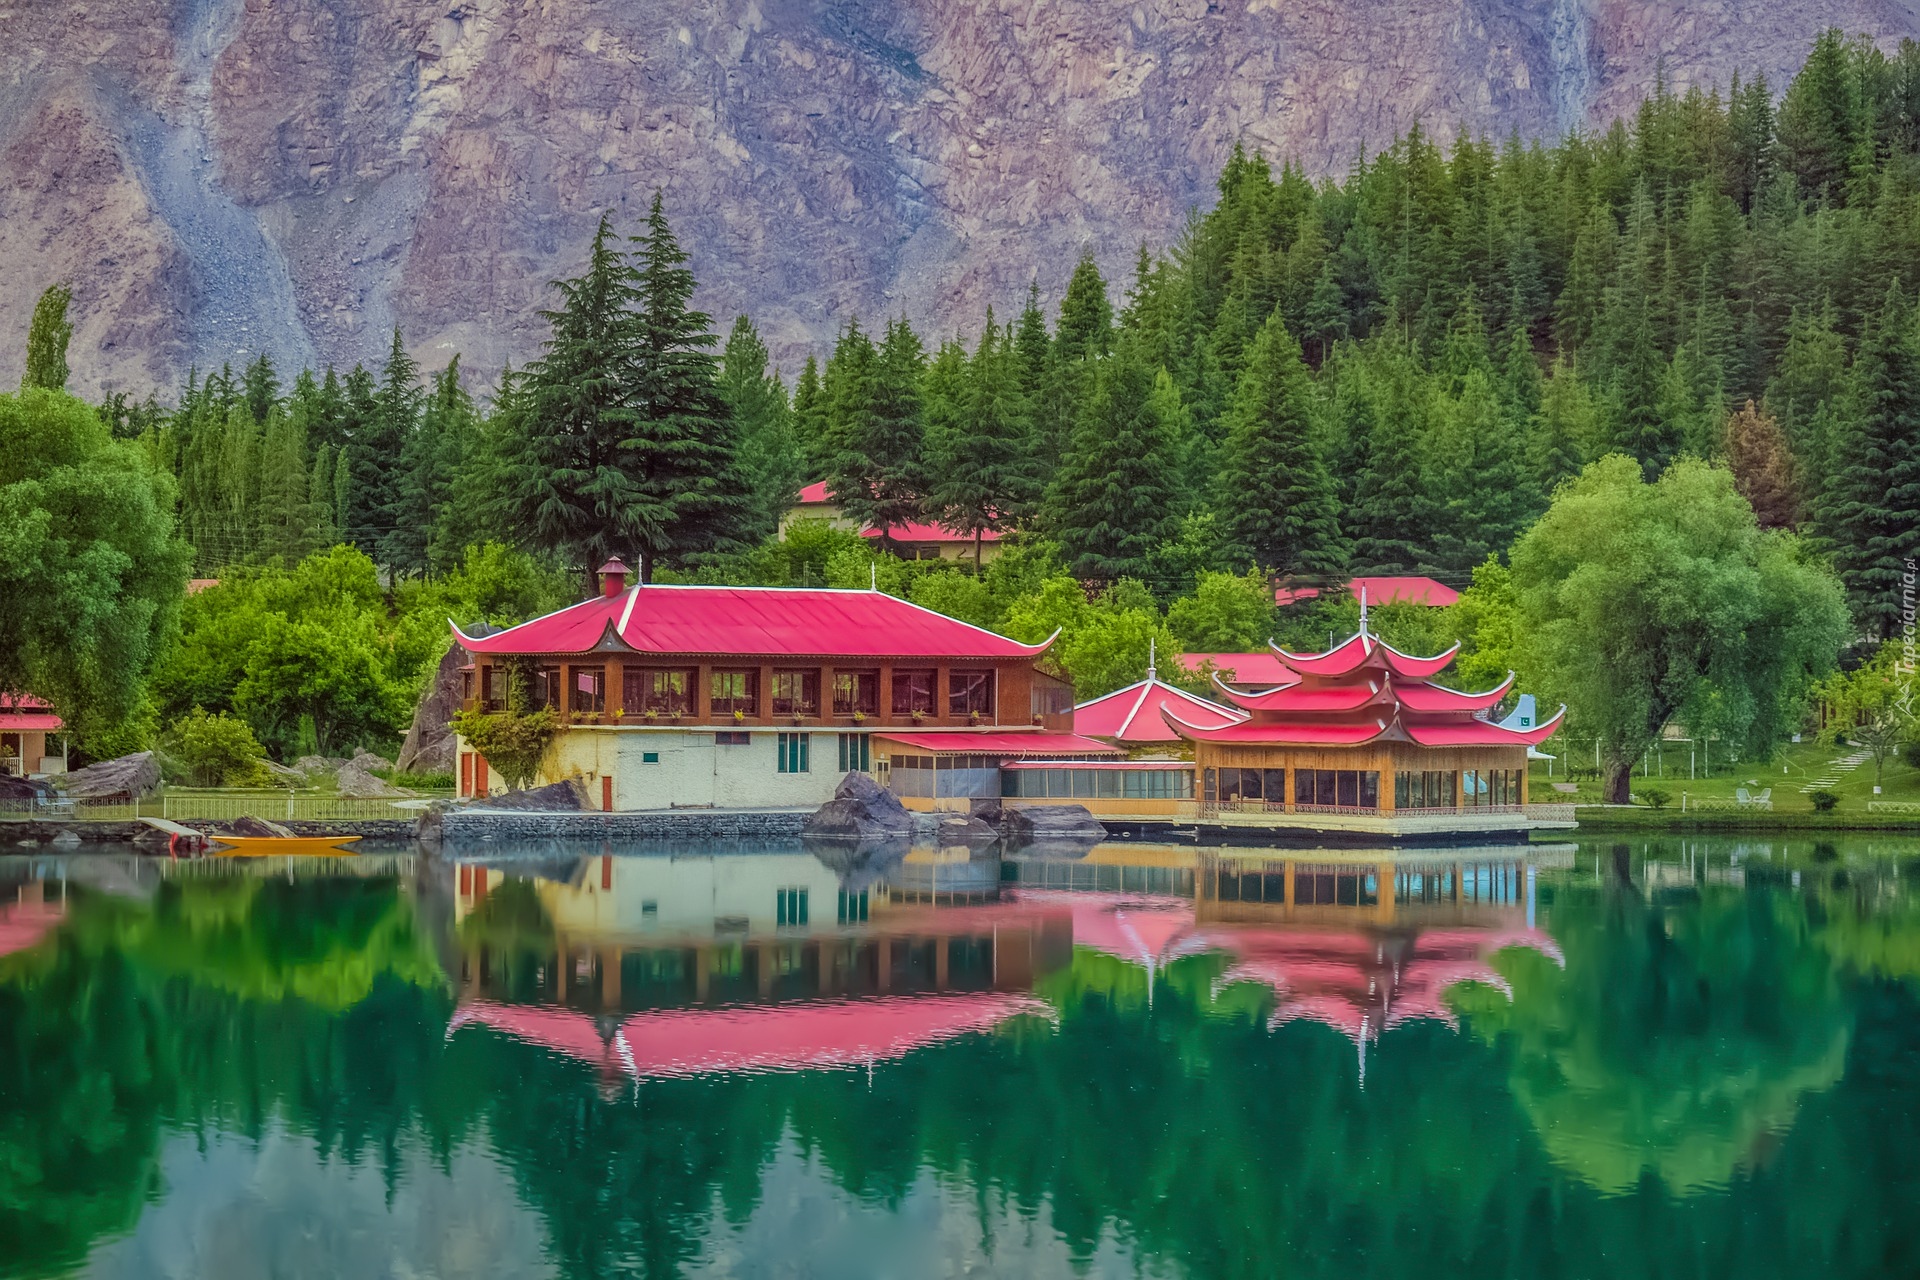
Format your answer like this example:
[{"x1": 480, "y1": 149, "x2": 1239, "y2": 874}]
[
  {"x1": 937, "y1": 815, "x2": 1002, "y2": 849},
  {"x1": 0, "y1": 774, "x2": 55, "y2": 802},
  {"x1": 477, "y1": 778, "x2": 589, "y2": 812},
  {"x1": 398, "y1": 644, "x2": 467, "y2": 776},
  {"x1": 58, "y1": 751, "x2": 161, "y2": 800},
  {"x1": 335, "y1": 762, "x2": 406, "y2": 798},
  {"x1": 293, "y1": 755, "x2": 350, "y2": 781},
  {"x1": 803, "y1": 771, "x2": 914, "y2": 841},
  {"x1": 977, "y1": 801, "x2": 1107, "y2": 854},
  {"x1": 217, "y1": 814, "x2": 295, "y2": 839}
]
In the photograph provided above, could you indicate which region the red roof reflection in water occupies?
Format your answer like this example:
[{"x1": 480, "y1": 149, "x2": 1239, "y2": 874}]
[{"x1": 452, "y1": 992, "x2": 1051, "y2": 1080}]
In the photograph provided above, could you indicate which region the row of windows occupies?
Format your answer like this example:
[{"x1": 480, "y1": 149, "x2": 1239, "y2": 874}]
[
  {"x1": 501, "y1": 666, "x2": 997, "y2": 719},
  {"x1": 1214, "y1": 867, "x2": 1379, "y2": 906},
  {"x1": 1002, "y1": 768, "x2": 1195, "y2": 799},
  {"x1": 1206, "y1": 766, "x2": 1515, "y2": 811},
  {"x1": 889, "y1": 754, "x2": 1004, "y2": 772},
  {"x1": 1464, "y1": 768, "x2": 1524, "y2": 807},
  {"x1": 1208, "y1": 767, "x2": 1382, "y2": 809}
]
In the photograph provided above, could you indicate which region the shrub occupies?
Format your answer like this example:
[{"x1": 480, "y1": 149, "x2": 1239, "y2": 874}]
[
  {"x1": 1809, "y1": 790, "x2": 1839, "y2": 811},
  {"x1": 1902, "y1": 740, "x2": 1920, "y2": 769},
  {"x1": 168, "y1": 708, "x2": 272, "y2": 787},
  {"x1": 450, "y1": 707, "x2": 559, "y2": 791},
  {"x1": 1639, "y1": 788, "x2": 1671, "y2": 809},
  {"x1": 390, "y1": 769, "x2": 454, "y2": 791}
]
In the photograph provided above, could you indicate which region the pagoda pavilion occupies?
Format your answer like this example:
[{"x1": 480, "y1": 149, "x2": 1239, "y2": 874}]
[{"x1": 1162, "y1": 623, "x2": 1564, "y2": 829}]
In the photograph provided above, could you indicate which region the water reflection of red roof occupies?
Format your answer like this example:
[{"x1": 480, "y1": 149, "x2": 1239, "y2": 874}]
[
  {"x1": 1014, "y1": 892, "x2": 1193, "y2": 967},
  {"x1": 1186, "y1": 924, "x2": 1562, "y2": 1043},
  {"x1": 450, "y1": 1001, "x2": 622, "y2": 1072},
  {"x1": 0, "y1": 898, "x2": 63, "y2": 958},
  {"x1": 620, "y1": 993, "x2": 1047, "y2": 1078},
  {"x1": 451, "y1": 993, "x2": 1048, "y2": 1079}
]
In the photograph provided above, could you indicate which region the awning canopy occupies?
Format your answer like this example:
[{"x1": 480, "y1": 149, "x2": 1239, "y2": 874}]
[{"x1": 875, "y1": 731, "x2": 1122, "y2": 757}]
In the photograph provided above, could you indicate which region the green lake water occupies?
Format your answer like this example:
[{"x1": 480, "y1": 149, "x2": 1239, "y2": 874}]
[{"x1": 2, "y1": 835, "x2": 1917, "y2": 1279}]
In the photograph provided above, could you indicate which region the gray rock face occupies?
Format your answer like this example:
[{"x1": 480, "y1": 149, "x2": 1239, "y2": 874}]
[
  {"x1": 58, "y1": 751, "x2": 162, "y2": 800},
  {"x1": 397, "y1": 645, "x2": 466, "y2": 776},
  {"x1": 803, "y1": 771, "x2": 915, "y2": 841},
  {"x1": 11, "y1": 0, "x2": 1915, "y2": 399}
]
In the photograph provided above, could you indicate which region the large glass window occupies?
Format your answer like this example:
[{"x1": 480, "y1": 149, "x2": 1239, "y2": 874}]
[
  {"x1": 892, "y1": 669, "x2": 937, "y2": 716},
  {"x1": 950, "y1": 670, "x2": 994, "y2": 717},
  {"x1": 1462, "y1": 768, "x2": 1522, "y2": 807},
  {"x1": 1295, "y1": 768, "x2": 1381, "y2": 810},
  {"x1": 531, "y1": 665, "x2": 562, "y2": 710},
  {"x1": 711, "y1": 669, "x2": 759, "y2": 718},
  {"x1": 571, "y1": 666, "x2": 605, "y2": 714},
  {"x1": 628, "y1": 668, "x2": 694, "y2": 716},
  {"x1": 1030, "y1": 676, "x2": 1073, "y2": 720},
  {"x1": 837, "y1": 733, "x2": 871, "y2": 772},
  {"x1": 1395, "y1": 770, "x2": 1460, "y2": 809},
  {"x1": 833, "y1": 670, "x2": 879, "y2": 717},
  {"x1": 771, "y1": 669, "x2": 820, "y2": 717},
  {"x1": 481, "y1": 666, "x2": 505, "y2": 712}
]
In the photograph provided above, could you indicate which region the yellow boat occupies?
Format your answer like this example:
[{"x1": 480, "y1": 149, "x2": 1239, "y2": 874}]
[{"x1": 211, "y1": 835, "x2": 363, "y2": 857}]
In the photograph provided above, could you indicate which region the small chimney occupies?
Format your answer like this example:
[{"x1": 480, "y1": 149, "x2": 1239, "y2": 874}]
[{"x1": 598, "y1": 557, "x2": 630, "y2": 598}]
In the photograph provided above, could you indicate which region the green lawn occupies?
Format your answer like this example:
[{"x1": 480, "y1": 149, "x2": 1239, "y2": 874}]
[{"x1": 1531, "y1": 738, "x2": 1920, "y2": 814}]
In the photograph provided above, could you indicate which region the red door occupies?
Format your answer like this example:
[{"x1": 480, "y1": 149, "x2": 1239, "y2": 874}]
[
  {"x1": 602, "y1": 775, "x2": 614, "y2": 811},
  {"x1": 474, "y1": 756, "x2": 488, "y2": 796},
  {"x1": 459, "y1": 752, "x2": 473, "y2": 798}
]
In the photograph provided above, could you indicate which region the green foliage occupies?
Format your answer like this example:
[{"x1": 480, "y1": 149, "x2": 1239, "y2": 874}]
[
  {"x1": 1812, "y1": 642, "x2": 1916, "y2": 784},
  {"x1": 1639, "y1": 788, "x2": 1672, "y2": 808},
  {"x1": 720, "y1": 316, "x2": 801, "y2": 544},
  {"x1": 1166, "y1": 570, "x2": 1274, "y2": 652},
  {"x1": 150, "y1": 543, "x2": 565, "y2": 759},
  {"x1": 451, "y1": 705, "x2": 559, "y2": 791},
  {"x1": 1511, "y1": 455, "x2": 1850, "y2": 801},
  {"x1": 498, "y1": 201, "x2": 750, "y2": 589},
  {"x1": 167, "y1": 707, "x2": 272, "y2": 787},
  {"x1": 0, "y1": 389, "x2": 191, "y2": 741},
  {"x1": 1050, "y1": 343, "x2": 1186, "y2": 585},
  {"x1": 22, "y1": 283, "x2": 73, "y2": 392},
  {"x1": 1215, "y1": 315, "x2": 1342, "y2": 576},
  {"x1": 1810, "y1": 789, "x2": 1840, "y2": 811}
]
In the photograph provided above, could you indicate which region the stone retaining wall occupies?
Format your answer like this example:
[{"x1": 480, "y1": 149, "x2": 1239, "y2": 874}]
[{"x1": 438, "y1": 809, "x2": 810, "y2": 844}]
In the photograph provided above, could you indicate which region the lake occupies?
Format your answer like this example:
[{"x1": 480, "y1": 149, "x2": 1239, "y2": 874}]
[{"x1": 1, "y1": 834, "x2": 1916, "y2": 1280}]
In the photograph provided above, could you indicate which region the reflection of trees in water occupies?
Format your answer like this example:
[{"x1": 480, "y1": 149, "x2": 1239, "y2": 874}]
[
  {"x1": 1459, "y1": 884, "x2": 1851, "y2": 1196},
  {"x1": 0, "y1": 874, "x2": 453, "y2": 1279},
  {"x1": 8, "y1": 868, "x2": 1920, "y2": 1279}
]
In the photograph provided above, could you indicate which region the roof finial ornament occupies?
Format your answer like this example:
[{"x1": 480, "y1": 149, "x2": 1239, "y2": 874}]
[
  {"x1": 1147, "y1": 636, "x2": 1157, "y2": 683},
  {"x1": 1358, "y1": 582, "x2": 1370, "y2": 639},
  {"x1": 870, "y1": 562, "x2": 878, "y2": 592}
]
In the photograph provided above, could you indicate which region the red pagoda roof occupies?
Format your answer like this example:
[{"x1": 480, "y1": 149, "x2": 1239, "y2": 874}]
[
  {"x1": 1272, "y1": 634, "x2": 1461, "y2": 679},
  {"x1": 1074, "y1": 677, "x2": 1243, "y2": 744},
  {"x1": 1163, "y1": 630, "x2": 1563, "y2": 750},
  {"x1": 453, "y1": 584, "x2": 1053, "y2": 660}
]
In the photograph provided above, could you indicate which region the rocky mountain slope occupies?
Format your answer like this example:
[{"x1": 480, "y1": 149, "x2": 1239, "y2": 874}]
[{"x1": 6, "y1": 0, "x2": 1919, "y2": 398}]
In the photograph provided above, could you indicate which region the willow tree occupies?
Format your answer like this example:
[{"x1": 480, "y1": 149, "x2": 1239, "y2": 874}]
[{"x1": 1511, "y1": 454, "x2": 1848, "y2": 803}]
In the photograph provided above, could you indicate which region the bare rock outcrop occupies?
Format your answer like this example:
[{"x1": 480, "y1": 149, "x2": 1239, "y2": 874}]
[
  {"x1": 7, "y1": 1, "x2": 1917, "y2": 398},
  {"x1": 397, "y1": 645, "x2": 465, "y2": 776},
  {"x1": 58, "y1": 752, "x2": 162, "y2": 800}
]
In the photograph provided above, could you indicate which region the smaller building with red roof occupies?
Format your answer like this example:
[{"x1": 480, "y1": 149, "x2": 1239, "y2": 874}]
[
  {"x1": 781, "y1": 481, "x2": 1006, "y2": 562},
  {"x1": 0, "y1": 695, "x2": 66, "y2": 778}
]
